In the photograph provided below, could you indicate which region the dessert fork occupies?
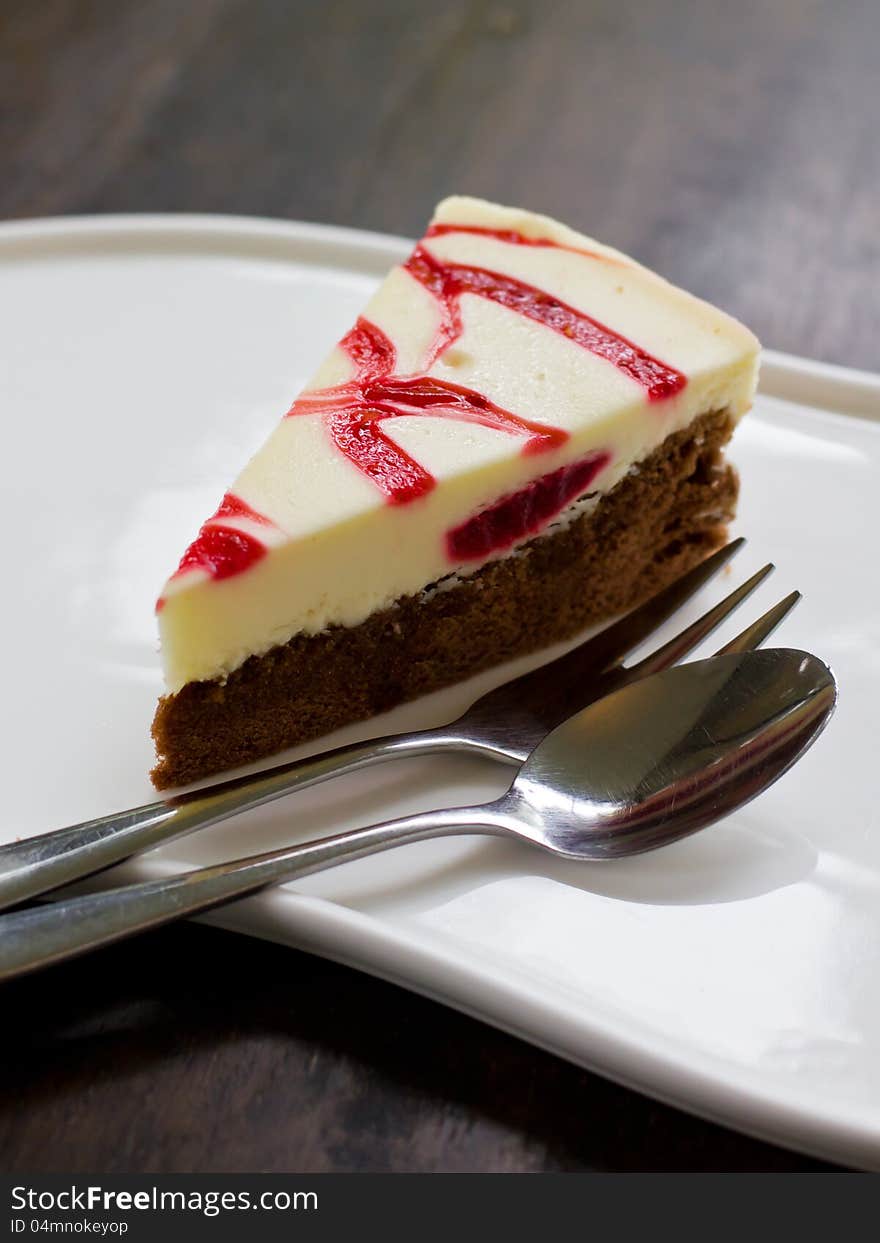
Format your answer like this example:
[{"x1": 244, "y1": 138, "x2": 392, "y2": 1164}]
[
  {"x1": 0, "y1": 539, "x2": 797, "y2": 912},
  {"x1": 0, "y1": 648, "x2": 835, "y2": 981}
]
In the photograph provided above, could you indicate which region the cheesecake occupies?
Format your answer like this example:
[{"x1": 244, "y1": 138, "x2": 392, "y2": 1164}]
[{"x1": 152, "y1": 196, "x2": 759, "y2": 787}]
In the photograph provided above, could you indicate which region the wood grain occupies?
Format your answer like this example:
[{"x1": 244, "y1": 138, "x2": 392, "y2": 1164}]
[
  {"x1": 2, "y1": 0, "x2": 875, "y2": 1172},
  {"x1": 0, "y1": 927, "x2": 834, "y2": 1173}
]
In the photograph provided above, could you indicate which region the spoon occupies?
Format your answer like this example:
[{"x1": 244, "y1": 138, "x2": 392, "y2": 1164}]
[{"x1": 0, "y1": 649, "x2": 835, "y2": 982}]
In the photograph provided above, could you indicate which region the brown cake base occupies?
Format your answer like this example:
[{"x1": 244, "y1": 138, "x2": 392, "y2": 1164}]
[{"x1": 151, "y1": 409, "x2": 739, "y2": 788}]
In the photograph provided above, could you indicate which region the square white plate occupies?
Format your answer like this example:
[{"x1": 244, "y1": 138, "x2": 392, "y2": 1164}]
[{"x1": 2, "y1": 215, "x2": 879, "y2": 1167}]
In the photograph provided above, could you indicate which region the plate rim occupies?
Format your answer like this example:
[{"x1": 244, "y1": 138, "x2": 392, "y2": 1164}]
[
  {"x1": 5, "y1": 210, "x2": 879, "y2": 1170},
  {"x1": 3, "y1": 209, "x2": 879, "y2": 422}
]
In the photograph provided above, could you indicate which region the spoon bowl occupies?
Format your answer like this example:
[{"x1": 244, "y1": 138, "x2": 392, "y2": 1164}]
[{"x1": 502, "y1": 648, "x2": 836, "y2": 860}]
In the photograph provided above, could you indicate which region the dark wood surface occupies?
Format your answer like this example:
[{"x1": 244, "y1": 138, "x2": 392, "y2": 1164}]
[{"x1": 2, "y1": 0, "x2": 876, "y2": 1173}]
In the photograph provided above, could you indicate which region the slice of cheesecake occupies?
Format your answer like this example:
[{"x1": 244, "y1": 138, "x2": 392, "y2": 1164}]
[{"x1": 152, "y1": 196, "x2": 759, "y2": 788}]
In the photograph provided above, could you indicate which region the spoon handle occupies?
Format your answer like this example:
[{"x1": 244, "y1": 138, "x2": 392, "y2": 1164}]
[
  {"x1": 0, "y1": 726, "x2": 470, "y2": 914},
  {"x1": 0, "y1": 804, "x2": 504, "y2": 982}
]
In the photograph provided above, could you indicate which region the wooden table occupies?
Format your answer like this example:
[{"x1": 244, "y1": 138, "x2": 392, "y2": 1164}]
[{"x1": 2, "y1": 0, "x2": 876, "y2": 1172}]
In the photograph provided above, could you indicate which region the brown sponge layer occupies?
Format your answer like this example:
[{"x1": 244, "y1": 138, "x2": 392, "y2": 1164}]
[{"x1": 152, "y1": 410, "x2": 738, "y2": 788}]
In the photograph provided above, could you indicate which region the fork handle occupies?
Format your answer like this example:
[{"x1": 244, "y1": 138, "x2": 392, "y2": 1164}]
[
  {"x1": 0, "y1": 804, "x2": 502, "y2": 981},
  {"x1": 0, "y1": 726, "x2": 467, "y2": 913}
]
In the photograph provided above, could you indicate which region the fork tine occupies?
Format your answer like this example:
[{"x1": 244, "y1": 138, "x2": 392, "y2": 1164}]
[
  {"x1": 540, "y1": 537, "x2": 747, "y2": 679},
  {"x1": 714, "y1": 590, "x2": 801, "y2": 655},
  {"x1": 464, "y1": 537, "x2": 746, "y2": 731},
  {"x1": 625, "y1": 562, "x2": 774, "y2": 678},
  {"x1": 581, "y1": 536, "x2": 746, "y2": 673}
]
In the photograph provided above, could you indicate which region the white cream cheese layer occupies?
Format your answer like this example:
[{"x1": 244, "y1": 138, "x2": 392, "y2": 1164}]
[{"x1": 158, "y1": 197, "x2": 759, "y2": 691}]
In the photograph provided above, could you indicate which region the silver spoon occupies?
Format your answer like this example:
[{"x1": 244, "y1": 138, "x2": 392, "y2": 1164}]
[{"x1": 0, "y1": 649, "x2": 835, "y2": 982}]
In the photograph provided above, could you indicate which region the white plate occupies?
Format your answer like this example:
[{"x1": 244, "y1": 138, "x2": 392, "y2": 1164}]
[{"x1": 3, "y1": 215, "x2": 879, "y2": 1169}]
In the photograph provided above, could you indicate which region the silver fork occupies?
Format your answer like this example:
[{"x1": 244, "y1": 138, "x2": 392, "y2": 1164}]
[{"x1": 0, "y1": 539, "x2": 797, "y2": 912}]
